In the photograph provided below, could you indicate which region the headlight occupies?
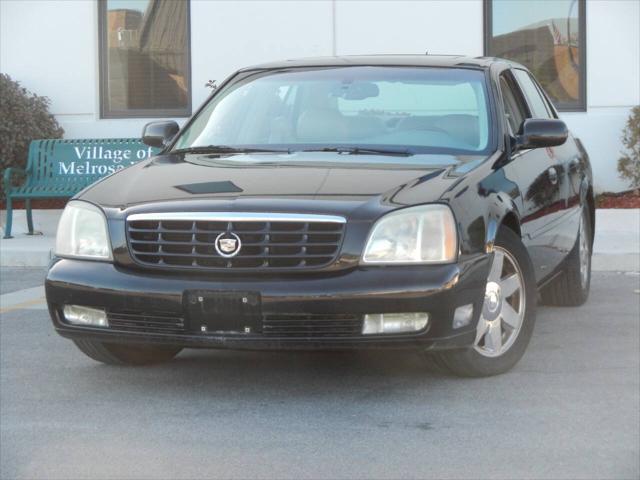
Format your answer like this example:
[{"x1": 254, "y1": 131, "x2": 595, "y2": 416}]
[
  {"x1": 55, "y1": 201, "x2": 112, "y2": 260},
  {"x1": 361, "y1": 204, "x2": 457, "y2": 264}
]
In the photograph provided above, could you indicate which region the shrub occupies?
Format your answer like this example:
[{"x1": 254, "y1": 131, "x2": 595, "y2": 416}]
[
  {"x1": 618, "y1": 105, "x2": 640, "y2": 189},
  {"x1": 0, "y1": 73, "x2": 64, "y2": 198}
]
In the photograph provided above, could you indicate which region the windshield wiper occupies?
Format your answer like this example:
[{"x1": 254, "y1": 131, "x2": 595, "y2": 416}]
[
  {"x1": 172, "y1": 145, "x2": 290, "y2": 155},
  {"x1": 301, "y1": 146, "x2": 412, "y2": 157},
  {"x1": 173, "y1": 145, "x2": 412, "y2": 157}
]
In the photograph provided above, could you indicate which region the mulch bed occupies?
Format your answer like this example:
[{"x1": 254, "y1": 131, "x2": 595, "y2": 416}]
[
  {"x1": 596, "y1": 189, "x2": 640, "y2": 209},
  {"x1": 0, "y1": 198, "x2": 68, "y2": 210}
]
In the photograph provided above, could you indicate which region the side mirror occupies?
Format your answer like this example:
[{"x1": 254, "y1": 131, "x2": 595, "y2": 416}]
[
  {"x1": 515, "y1": 118, "x2": 568, "y2": 150},
  {"x1": 142, "y1": 121, "x2": 179, "y2": 148}
]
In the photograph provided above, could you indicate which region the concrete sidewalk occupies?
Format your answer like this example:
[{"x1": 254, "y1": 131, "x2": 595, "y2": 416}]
[
  {"x1": 0, "y1": 209, "x2": 59, "y2": 267},
  {"x1": 1, "y1": 208, "x2": 639, "y2": 271},
  {"x1": 592, "y1": 209, "x2": 640, "y2": 272}
]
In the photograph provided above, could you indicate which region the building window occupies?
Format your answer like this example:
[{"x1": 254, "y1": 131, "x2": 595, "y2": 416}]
[
  {"x1": 484, "y1": 0, "x2": 586, "y2": 112},
  {"x1": 99, "y1": 0, "x2": 191, "y2": 118}
]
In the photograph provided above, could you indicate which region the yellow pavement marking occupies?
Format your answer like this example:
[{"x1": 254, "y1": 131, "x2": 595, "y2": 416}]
[
  {"x1": 0, "y1": 286, "x2": 47, "y2": 313},
  {"x1": 0, "y1": 296, "x2": 47, "y2": 314}
]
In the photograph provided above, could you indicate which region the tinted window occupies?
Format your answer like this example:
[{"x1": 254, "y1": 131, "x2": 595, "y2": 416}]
[
  {"x1": 485, "y1": 0, "x2": 586, "y2": 111},
  {"x1": 174, "y1": 67, "x2": 493, "y2": 155},
  {"x1": 499, "y1": 75, "x2": 527, "y2": 134},
  {"x1": 513, "y1": 69, "x2": 552, "y2": 119},
  {"x1": 99, "y1": 0, "x2": 191, "y2": 118}
]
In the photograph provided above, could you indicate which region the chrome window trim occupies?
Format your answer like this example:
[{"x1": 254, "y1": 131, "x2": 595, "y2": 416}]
[{"x1": 127, "y1": 212, "x2": 346, "y2": 224}]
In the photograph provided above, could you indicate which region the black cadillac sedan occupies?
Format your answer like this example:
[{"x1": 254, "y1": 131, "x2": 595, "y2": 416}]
[{"x1": 46, "y1": 55, "x2": 594, "y2": 376}]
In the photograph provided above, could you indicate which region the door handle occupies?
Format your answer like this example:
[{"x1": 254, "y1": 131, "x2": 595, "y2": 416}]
[{"x1": 547, "y1": 167, "x2": 558, "y2": 185}]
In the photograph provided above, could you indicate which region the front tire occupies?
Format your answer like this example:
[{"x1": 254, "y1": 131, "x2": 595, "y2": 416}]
[
  {"x1": 434, "y1": 227, "x2": 537, "y2": 377},
  {"x1": 540, "y1": 207, "x2": 592, "y2": 306},
  {"x1": 73, "y1": 339, "x2": 182, "y2": 366}
]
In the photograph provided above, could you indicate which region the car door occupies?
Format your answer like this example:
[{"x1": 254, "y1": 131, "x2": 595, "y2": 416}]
[
  {"x1": 512, "y1": 69, "x2": 583, "y2": 275},
  {"x1": 497, "y1": 69, "x2": 567, "y2": 281},
  {"x1": 525, "y1": 69, "x2": 585, "y2": 223}
]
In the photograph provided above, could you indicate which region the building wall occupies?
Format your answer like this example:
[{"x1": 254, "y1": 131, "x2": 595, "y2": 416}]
[{"x1": 1, "y1": 0, "x2": 638, "y2": 192}]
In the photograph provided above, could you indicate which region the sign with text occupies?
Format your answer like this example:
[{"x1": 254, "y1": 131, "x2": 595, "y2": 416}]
[{"x1": 52, "y1": 141, "x2": 160, "y2": 177}]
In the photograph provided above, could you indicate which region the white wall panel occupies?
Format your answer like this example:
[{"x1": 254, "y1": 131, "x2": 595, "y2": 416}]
[
  {"x1": 0, "y1": 0, "x2": 96, "y2": 116},
  {"x1": 190, "y1": 0, "x2": 334, "y2": 107},
  {"x1": 586, "y1": 0, "x2": 640, "y2": 107},
  {"x1": 563, "y1": 108, "x2": 634, "y2": 193},
  {"x1": 335, "y1": 0, "x2": 483, "y2": 56}
]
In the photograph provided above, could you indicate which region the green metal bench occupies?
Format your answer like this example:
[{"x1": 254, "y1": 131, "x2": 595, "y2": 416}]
[{"x1": 3, "y1": 138, "x2": 160, "y2": 238}]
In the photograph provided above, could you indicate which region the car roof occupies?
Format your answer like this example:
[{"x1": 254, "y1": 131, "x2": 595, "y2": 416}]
[{"x1": 238, "y1": 54, "x2": 524, "y2": 72}]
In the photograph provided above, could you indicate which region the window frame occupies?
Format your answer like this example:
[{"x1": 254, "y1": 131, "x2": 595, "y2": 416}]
[
  {"x1": 483, "y1": 0, "x2": 587, "y2": 112},
  {"x1": 528, "y1": 72, "x2": 561, "y2": 120},
  {"x1": 497, "y1": 70, "x2": 529, "y2": 136},
  {"x1": 98, "y1": 0, "x2": 192, "y2": 119},
  {"x1": 512, "y1": 68, "x2": 554, "y2": 119}
]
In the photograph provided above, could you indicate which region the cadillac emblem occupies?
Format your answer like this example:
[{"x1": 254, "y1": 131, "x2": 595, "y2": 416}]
[{"x1": 214, "y1": 232, "x2": 242, "y2": 258}]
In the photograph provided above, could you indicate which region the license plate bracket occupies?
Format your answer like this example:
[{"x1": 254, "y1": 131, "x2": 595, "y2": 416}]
[{"x1": 184, "y1": 290, "x2": 262, "y2": 334}]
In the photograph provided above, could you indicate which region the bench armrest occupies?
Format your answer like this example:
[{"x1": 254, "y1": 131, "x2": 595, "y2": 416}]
[{"x1": 3, "y1": 167, "x2": 27, "y2": 196}]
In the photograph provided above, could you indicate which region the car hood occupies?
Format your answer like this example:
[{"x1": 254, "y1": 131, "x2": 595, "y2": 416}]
[{"x1": 80, "y1": 151, "x2": 486, "y2": 216}]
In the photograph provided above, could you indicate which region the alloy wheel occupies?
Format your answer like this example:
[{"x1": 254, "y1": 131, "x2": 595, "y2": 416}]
[{"x1": 474, "y1": 247, "x2": 526, "y2": 358}]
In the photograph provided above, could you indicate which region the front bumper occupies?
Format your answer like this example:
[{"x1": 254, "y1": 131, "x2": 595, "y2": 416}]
[{"x1": 45, "y1": 255, "x2": 490, "y2": 351}]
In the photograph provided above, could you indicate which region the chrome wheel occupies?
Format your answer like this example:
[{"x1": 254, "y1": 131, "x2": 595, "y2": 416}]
[
  {"x1": 578, "y1": 212, "x2": 590, "y2": 289},
  {"x1": 474, "y1": 247, "x2": 526, "y2": 358}
]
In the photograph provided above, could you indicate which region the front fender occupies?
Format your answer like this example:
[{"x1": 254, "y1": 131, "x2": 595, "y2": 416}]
[
  {"x1": 484, "y1": 192, "x2": 522, "y2": 253},
  {"x1": 444, "y1": 156, "x2": 523, "y2": 259}
]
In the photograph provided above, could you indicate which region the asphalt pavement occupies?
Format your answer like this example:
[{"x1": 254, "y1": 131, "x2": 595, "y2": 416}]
[{"x1": 0, "y1": 269, "x2": 638, "y2": 479}]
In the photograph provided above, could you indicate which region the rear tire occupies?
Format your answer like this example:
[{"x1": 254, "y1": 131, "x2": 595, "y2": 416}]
[
  {"x1": 73, "y1": 339, "x2": 182, "y2": 366},
  {"x1": 433, "y1": 227, "x2": 537, "y2": 377},
  {"x1": 540, "y1": 207, "x2": 592, "y2": 306}
]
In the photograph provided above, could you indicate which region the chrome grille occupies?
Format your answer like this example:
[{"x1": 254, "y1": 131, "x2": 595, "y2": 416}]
[{"x1": 126, "y1": 213, "x2": 345, "y2": 271}]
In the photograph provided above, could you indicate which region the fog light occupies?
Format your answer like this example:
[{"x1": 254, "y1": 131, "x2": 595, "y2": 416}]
[
  {"x1": 63, "y1": 305, "x2": 108, "y2": 327},
  {"x1": 362, "y1": 313, "x2": 429, "y2": 335},
  {"x1": 453, "y1": 304, "x2": 474, "y2": 329}
]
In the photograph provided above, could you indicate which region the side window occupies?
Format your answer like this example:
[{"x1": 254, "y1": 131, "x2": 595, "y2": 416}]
[
  {"x1": 499, "y1": 75, "x2": 527, "y2": 135},
  {"x1": 513, "y1": 69, "x2": 552, "y2": 119},
  {"x1": 532, "y1": 78, "x2": 558, "y2": 119}
]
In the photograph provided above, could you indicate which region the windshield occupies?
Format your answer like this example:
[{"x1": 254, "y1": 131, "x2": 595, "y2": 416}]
[{"x1": 173, "y1": 66, "x2": 493, "y2": 155}]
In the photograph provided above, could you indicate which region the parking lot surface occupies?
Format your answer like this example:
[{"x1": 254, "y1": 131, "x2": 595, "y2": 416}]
[{"x1": 1, "y1": 269, "x2": 638, "y2": 479}]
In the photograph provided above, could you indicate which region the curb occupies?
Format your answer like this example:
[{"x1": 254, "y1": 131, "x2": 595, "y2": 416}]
[{"x1": 0, "y1": 243, "x2": 53, "y2": 267}]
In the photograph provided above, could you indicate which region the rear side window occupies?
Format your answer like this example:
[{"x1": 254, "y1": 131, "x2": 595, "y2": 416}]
[
  {"x1": 513, "y1": 69, "x2": 552, "y2": 119},
  {"x1": 499, "y1": 75, "x2": 527, "y2": 135}
]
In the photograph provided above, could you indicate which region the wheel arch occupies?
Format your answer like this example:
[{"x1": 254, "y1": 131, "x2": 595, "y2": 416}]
[
  {"x1": 484, "y1": 200, "x2": 523, "y2": 254},
  {"x1": 500, "y1": 211, "x2": 521, "y2": 238}
]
